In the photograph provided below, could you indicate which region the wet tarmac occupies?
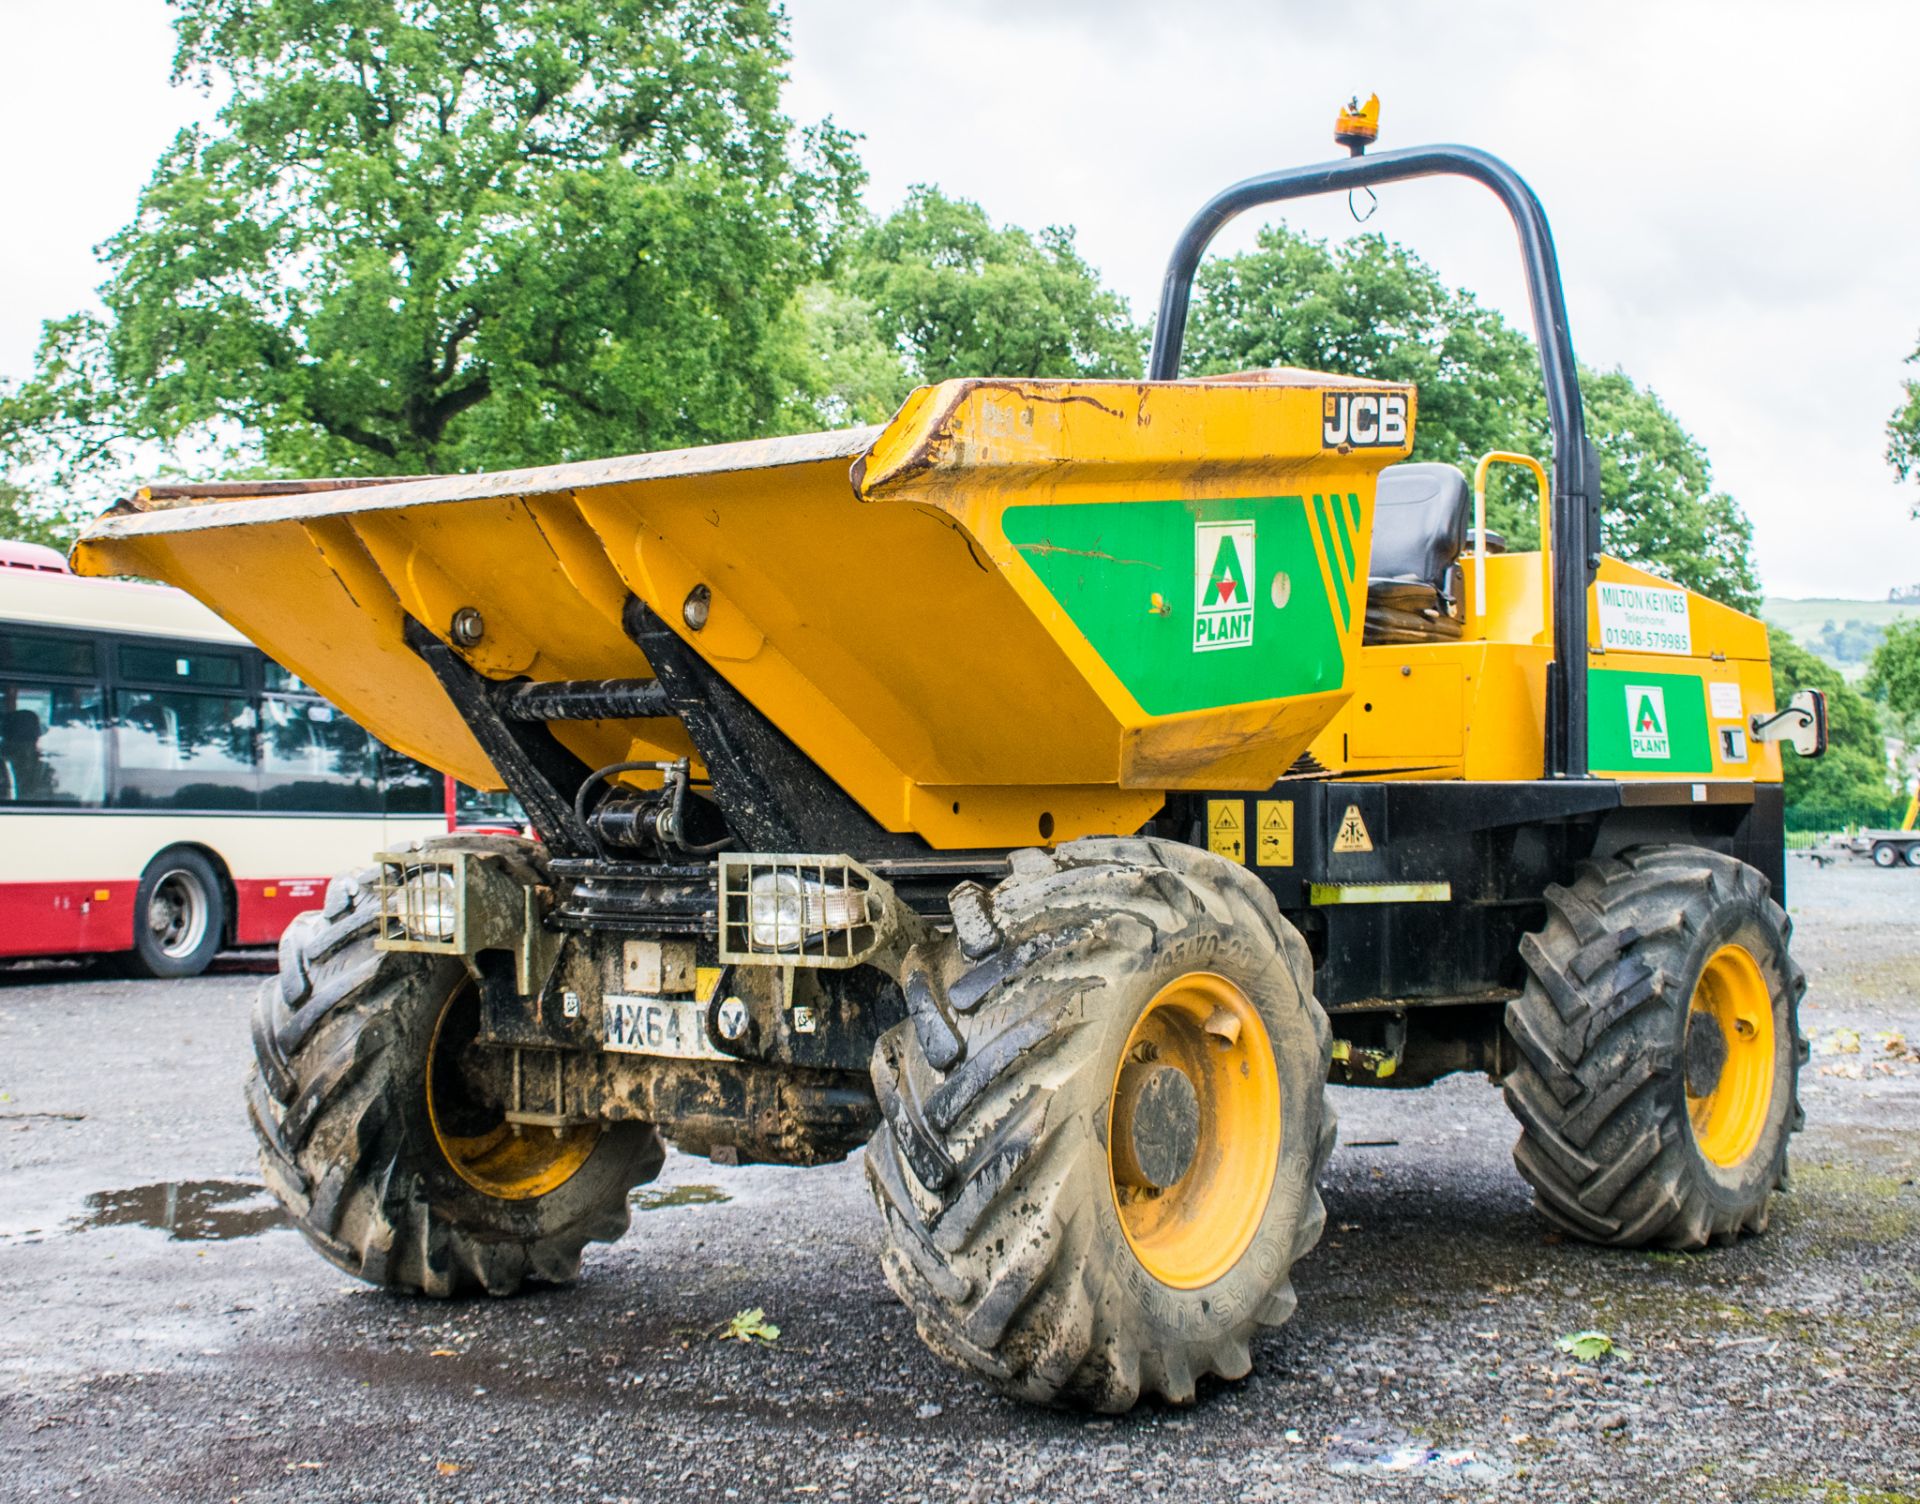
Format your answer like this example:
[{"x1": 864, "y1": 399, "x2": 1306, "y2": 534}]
[{"x1": 1, "y1": 857, "x2": 1916, "y2": 1502}]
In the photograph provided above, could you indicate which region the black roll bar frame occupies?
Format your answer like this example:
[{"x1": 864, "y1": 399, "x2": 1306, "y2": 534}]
[{"x1": 1146, "y1": 144, "x2": 1598, "y2": 778}]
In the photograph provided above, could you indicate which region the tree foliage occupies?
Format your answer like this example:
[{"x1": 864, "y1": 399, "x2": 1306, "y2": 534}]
[
  {"x1": 0, "y1": 480, "x2": 81, "y2": 553},
  {"x1": 1184, "y1": 225, "x2": 1762, "y2": 611},
  {"x1": 1768, "y1": 627, "x2": 1893, "y2": 809},
  {"x1": 773, "y1": 186, "x2": 1144, "y2": 434},
  {"x1": 1886, "y1": 337, "x2": 1920, "y2": 512},
  {"x1": 1865, "y1": 618, "x2": 1920, "y2": 788},
  {"x1": 0, "y1": 0, "x2": 861, "y2": 481},
  {"x1": 847, "y1": 187, "x2": 1143, "y2": 386}
]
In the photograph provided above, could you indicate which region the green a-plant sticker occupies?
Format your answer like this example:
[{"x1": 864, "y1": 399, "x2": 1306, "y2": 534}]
[
  {"x1": 1194, "y1": 520, "x2": 1255, "y2": 652},
  {"x1": 1627, "y1": 683, "x2": 1669, "y2": 759}
]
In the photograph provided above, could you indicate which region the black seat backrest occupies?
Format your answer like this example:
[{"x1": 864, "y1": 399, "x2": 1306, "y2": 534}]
[{"x1": 1370, "y1": 462, "x2": 1468, "y2": 587}]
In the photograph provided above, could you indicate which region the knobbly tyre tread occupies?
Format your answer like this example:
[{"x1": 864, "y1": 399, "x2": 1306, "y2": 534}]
[
  {"x1": 1503, "y1": 845, "x2": 1807, "y2": 1250},
  {"x1": 865, "y1": 836, "x2": 1335, "y2": 1411},
  {"x1": 247, "y1": 837, "x2": 664, "y2": 1296}
]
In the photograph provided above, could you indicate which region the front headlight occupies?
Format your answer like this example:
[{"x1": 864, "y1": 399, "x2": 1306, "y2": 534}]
[
  {"x1": 388, "y1": 866, "x2": 459, "y2": 941},
  {"x1": 746, "y1": 870, "x2": 869, "y2": 951}
]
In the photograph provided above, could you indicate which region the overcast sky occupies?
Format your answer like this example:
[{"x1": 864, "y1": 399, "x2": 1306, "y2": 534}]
[{"x1": 3, "y1": 0, "x2": 1915, "y2": 599}]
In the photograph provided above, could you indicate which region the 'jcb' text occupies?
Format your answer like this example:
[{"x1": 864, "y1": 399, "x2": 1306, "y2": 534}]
[{"x1": 1321, "y1": 392, "x2": 1408, "y2": 449}]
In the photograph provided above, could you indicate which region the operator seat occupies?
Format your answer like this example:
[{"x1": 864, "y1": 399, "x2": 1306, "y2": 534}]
[{"x1": 1363, "y1": 462, "x2": 1469, "y2": 645}]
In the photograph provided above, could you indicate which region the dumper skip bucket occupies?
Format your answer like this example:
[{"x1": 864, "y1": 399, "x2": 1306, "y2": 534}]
[{"x1": 75, "y1": 374, "x2": 1412, "y2": 848}]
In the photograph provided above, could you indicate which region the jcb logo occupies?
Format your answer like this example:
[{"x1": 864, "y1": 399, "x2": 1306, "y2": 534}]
[{"x1": 1321, "y1": 391, "x2": 1408, "y2": 450}]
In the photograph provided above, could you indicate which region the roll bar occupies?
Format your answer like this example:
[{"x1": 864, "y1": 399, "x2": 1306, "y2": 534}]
[{"x1": 1146, "y1": 145, "x2": 1599, "y2": 778}]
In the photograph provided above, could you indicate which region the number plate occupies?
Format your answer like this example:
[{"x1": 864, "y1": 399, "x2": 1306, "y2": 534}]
[{"x1": 603, "y1": 994, "x2": 725, "y2": 1061}]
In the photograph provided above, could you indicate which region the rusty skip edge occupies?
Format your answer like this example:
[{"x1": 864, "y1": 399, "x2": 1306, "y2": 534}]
[
  {"x1": 84, "y1": 424, "x2": 889, "y2": 541},
  {"x1": 82, "y1": 371, "x2": 1415, "y2": 543}
]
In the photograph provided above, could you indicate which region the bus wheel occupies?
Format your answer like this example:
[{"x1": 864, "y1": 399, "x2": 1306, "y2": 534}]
[
  {"x1": 124, "y1": 846, "x2": 225, "y2": 979},
  {"x1": 248, "y1": 858, "x2": 663, "y2": 1295}
]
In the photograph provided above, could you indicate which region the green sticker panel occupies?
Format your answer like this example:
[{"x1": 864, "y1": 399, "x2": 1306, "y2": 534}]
[
  {"x1": 1001, "y1": 496, "x2": 1345, "y2": 717},
  {"x1": 1588, "y1": 668, "x2": 1714, "y2": 775}
]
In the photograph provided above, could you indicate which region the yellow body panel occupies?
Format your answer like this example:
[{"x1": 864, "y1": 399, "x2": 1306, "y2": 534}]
[
  {"x1": 1309, "y1": 552, "x2": 1781, "y2": 785},
  {"x1": 74, "y1": 377, "x2": 1411, "y2": 849}
]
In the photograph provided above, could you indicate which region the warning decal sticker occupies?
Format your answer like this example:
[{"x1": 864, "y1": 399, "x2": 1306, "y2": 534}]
[
  {"x1": 1206, "y1": 799, "x2": 1246, "y2": 862},
  {"x1": 1332, "y1": 804, "x2": 1373, "y2": 854},
  {"x1": 1256, "y1": 799, "x2": 1294, "y2": 867}
]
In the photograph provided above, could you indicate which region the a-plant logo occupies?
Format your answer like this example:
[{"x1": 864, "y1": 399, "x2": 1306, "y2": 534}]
[
  {"x1": 1627, "y1": 684, "x2": 1669, "y2": 759},
  {"x1": 1194, "y1": 521, "x2": 1255, "y2": 652}
]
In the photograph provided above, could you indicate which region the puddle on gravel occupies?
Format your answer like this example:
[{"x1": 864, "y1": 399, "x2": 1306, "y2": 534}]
[
  {"x1": 71, "y1": 1181, "x2": 286, "y2": 1241},
  {"x1": 631, "y1": 1183, "x2": 732, "y2": 1211}
]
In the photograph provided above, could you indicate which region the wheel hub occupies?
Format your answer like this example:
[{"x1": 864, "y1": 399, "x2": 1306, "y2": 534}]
[
  {"x1": 1684, "y1": 1009, "x2": 1730, "y2": 1097},
  {"x1": 1105, "y1": 971, "x2": 1282, "y2": 1290},
  {"x1": 1112, "y1": 1061, "x2": 1201, "y2": 1190},
  {"x1": 1685, "y1": 943, "x2": 1776, "y2": 1169}
]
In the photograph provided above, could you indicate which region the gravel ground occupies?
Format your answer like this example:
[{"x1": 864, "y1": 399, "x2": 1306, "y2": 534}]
[{"x1": 1, "y1": 857, "x2": 1915, "y2": 1503}]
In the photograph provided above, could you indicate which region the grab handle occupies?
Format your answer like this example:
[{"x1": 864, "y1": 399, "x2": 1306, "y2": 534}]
[{"x1": 1471, "y1": 451, "x2": 1550, "y2": 634}]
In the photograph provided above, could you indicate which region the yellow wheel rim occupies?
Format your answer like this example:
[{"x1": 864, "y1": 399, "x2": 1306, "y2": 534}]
[
  {"x1": 1106, "y1": 971, "x2": 1281, "y2": 1290},
  {"x1": 1685, "y1": 944, "x2": 1776, "y2": 1169},
  {"x1": 426, "y1": 983, "x2": 599, "y2": 1200}
]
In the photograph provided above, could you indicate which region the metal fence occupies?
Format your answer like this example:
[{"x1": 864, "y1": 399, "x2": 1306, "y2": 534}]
[{"x1": 1783, "y1": 801, "x2": 1912, "y2": 851}]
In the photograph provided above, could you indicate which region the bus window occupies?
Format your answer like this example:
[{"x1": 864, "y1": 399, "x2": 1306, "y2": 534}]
[
  {"x1": 1, "y1": 684, "x2": 107, "y2": 805},
  {"x1": 457, "y1": 784, "x2": 525, "y2": 827},
  {"x1": 261, "y1": 695, "x2": 379, "y2": 812},
  {"x1": 117, "y1": 642, "x2": 244, "y2": 689},
  {"x1": 112, "y1": 689, "x2": 257, "y2": 809},
  {"x1": 380, "y1": 747, "x2": 442, "y2": 813},
  {"x1": 263, "y1": 660, "x2": 314, "y2": 695},
  {"x1": 0, "y1": 629, "x2": 98, "y2": 679}
]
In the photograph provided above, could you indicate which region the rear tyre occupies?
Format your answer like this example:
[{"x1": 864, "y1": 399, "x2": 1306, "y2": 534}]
[
  {"x1": 1905, "y1": 844, "x2": 1920, "y2": 869},
  {"x1": 865, "y1": 837, "x2": 1334, "y2": 1411},
  {"x1": 1872, "y1": 842, "x2": 1899, "y2": 868},
  {"x1": 124, "y1": 846, "x2": 225, "y2": 979},
  {"x1": 1503, "y1": 846, "x2": 1806, "y2": 1249},
  {"x1": 247, "y1": 843, "x2": 663, "y2": 1295}
]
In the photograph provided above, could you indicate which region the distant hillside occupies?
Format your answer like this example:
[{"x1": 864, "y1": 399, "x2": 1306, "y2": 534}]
[{"x1": 1764, "y1": 596, "x2": 1920, "y2": 680}]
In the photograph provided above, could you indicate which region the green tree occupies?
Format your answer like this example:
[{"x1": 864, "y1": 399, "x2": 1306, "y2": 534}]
[
  {"x1": 1184, "y1": 227, "x2": 1543, "y2": 511},
  {"x1": 0, "y1": 0, "x2": 860, "y2": 483},
  {"x1": 1865, "y1": 618, "x2": 1920, "y2": 788},
  {"x1": 1768, "y1": 627, "x2": 1893, "y2": 809},
  {"x1": 1580, "y1": 371, "x2": 1761, "y2": 614},
  {"x1": 1183, "y1": 225, "x2": 1762, "y2": 610},
  {"x1": 1886, "y1": 339, "x2": 1920, "y2": 510},
  {"x1": 848, "y1": 187, "x2": 1144, "y2": 386},
  {"x1": 0, "y1": 479, "x2": 83, "y2": 552}
]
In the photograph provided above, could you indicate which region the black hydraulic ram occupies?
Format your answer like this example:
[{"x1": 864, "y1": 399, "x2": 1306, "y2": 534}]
[{"x1": 1146, "y1": 145, "x2": 1600, "y2": 778}]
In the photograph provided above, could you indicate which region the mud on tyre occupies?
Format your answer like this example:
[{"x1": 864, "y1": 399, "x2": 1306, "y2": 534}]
[
  {"x1": 865, "y1": 836, "x2": 1335, "y2": 1411},
  {"x1": 246, "y1": 837, "x2": 663, "y2": 1295},
  {"x1": 1504, "y1": 845, "x2": 1807, "y2": 1249}
]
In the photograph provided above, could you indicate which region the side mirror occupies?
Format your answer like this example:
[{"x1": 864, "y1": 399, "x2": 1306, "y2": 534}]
[{"x1": 1750, "y1": 689, "x2": 1827, "y2": 758}]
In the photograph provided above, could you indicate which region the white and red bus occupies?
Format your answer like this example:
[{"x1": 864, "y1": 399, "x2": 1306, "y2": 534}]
[{"x1": 1, "y1": 538, "x2": 518, "y2": 976}]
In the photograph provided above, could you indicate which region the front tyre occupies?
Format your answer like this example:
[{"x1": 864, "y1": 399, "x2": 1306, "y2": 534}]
[
  {"x1": 247, "y1": 855, "x2": 662, "y2": 1295},
  {"x1": 865, "y1": 837, "x2": 1334, "y2": 1411},
  {"x1": 1503, "y1": 846, "x2": 1806, "y2": 1249}
]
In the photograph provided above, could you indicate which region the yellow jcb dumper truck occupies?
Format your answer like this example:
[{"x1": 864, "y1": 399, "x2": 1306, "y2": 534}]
[{"x1": 75, "y1": 110, "x2": 1828, "y2": 1411}]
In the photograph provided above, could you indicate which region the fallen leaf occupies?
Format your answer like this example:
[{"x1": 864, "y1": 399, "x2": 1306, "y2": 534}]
[
  {"x1": 719, "y1": 1307, "x2": 780, "y2": 1344},
  {"x1": 430, "y1": 1349, "x2": 459, "y2": 1358},
  {"x1": 1555, "y1": 1330, "x2": 1616, "y2": 1361},
  {"x1": 436, "y1": 1461, "x2": 462, "y2": 1476}
]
